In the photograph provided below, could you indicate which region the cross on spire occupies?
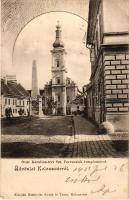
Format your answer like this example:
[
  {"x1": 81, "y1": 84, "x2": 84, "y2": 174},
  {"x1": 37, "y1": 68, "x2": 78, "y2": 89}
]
[
  {"x1": 57, "y1": 20, "x2": 60, "y2": 26},
  {"x1": 56, "y1": 20, "x2": 61, "y2": 29}
]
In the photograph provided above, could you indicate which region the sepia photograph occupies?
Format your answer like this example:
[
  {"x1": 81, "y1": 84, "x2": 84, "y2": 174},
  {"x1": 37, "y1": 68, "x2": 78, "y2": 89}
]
[
  {"x1": 1, "y1": 0, "x2": 129, "y2": 159},
  {"x1": 1, "y1": 1, "x2": 129, "y2": 200}
]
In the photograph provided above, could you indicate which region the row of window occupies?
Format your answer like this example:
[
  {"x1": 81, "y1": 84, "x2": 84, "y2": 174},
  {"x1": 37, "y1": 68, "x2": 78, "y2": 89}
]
[{"x1": 5, "y1": 98, "x2": 28, "y2": 106}]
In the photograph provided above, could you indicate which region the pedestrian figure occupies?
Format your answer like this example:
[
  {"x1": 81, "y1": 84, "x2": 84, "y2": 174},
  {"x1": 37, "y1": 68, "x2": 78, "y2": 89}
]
[
  {"x1": 8, "y1": 107, "x2": 13, "y2": 117},
  {"x1": 77, "y1": 105, "x2": 79, "y2": 115},
  {"x1": 5, "y1": 108, "x2": 9, "y2": 118},
  {"x1": 27, "y1": 109, "x2": 30, "y2": 117}
]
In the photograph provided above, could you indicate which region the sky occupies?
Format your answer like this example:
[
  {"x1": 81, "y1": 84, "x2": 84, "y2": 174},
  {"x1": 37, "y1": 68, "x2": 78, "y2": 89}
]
[{"x1": 13, "y1": 12, "x2": 91, "y2": 90}]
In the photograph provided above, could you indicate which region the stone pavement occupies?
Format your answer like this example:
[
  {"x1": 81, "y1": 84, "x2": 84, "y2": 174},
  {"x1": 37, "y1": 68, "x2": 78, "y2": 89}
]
[{"x1": 63, "y1": 116, "x2": 128, "y2": 158}]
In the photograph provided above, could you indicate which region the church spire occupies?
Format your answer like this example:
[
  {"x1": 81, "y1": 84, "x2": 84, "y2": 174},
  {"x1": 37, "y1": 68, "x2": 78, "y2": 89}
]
[{"x1": 53, "y1": 21, "x2": 64, "y2": 48}]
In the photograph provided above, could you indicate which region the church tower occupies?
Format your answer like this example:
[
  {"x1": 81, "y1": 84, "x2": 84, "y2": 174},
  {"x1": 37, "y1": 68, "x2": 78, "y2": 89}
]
[{"x1": 51, "y1": 22, "x2": 67, "y2": 115}]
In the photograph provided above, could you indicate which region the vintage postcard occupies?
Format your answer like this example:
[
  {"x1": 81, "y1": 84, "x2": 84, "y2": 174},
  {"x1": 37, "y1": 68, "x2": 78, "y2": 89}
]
[{"x1": 0, "y1": 0, "x2": 129, "y2": 199}]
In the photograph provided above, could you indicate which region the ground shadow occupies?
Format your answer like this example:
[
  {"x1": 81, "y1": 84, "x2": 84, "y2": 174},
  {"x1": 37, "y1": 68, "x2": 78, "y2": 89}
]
[
  {"x1": 1, "y1": 116, "x2": 73, "y2": 136},
  {"x1": 1, "y1": 140, "x2": 128, "y2": 158}
]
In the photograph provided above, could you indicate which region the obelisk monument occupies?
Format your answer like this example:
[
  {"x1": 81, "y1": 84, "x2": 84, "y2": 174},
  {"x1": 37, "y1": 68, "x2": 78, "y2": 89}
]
[{"x1": 31, "y1": 60, "x2": 39, "y2": 99}]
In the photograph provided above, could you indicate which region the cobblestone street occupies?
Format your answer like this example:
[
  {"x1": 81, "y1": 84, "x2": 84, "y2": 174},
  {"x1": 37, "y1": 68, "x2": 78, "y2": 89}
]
[
  {"x1": 1, "y1": 116, "x2": 128, "y2": 158},
  {"x1": 63, "y1": 116, "x2": 128, "y2": 158}
]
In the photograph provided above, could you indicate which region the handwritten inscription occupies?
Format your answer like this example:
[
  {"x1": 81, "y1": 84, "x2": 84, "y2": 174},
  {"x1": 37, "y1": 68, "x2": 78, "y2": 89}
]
[
  {"x1": 65, "y1": 174, "x2": 100, "y2": 183},
  {"x1": 64, "y1": 162, "x2": 127, "y2": 196},
  {"x1": 12, "y1": 160, "x2": 128, "y2": 198},
  {"x1": 91, "y1": 184, "x2": 116, "y2": 196}
]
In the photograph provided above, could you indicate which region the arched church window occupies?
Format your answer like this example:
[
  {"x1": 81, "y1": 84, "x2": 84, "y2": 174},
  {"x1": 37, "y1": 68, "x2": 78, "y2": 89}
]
[
  {"x1": 57, "y1": 78, "x2": 60, "y2": 84},
  {"x1": 58, "y1": 96, "x2": 60, "y2": 102},
  {"x1": 57, "y1": 60, "x2": 59, "y2": 67},
  {"x1": 67, "y1": 96, "x2": 70, "y2": 103}
]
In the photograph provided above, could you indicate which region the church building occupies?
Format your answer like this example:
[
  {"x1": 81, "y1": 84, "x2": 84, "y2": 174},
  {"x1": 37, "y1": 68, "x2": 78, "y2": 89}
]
[{"x1": 43, "y1": 23, "x2": 78, "y2": 115}]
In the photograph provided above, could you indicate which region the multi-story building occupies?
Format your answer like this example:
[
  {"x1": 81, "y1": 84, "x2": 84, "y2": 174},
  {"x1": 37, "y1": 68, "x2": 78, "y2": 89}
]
[
  {"x1": 86, "y1": 0, "x2": 129, "y2": 131},
  {"x1": 1, "y1": 75, "x2": 30, "y2": 117},
  {"x1": 43, "y1": 23, "x2": 78, "y2": 115}
]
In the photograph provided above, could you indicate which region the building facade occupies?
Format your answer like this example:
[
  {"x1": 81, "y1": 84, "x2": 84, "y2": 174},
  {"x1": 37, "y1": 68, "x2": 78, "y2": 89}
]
[
  {"x1": 1, "y1": 75, "x2": 31, "y2": 117},
  {"x1": 86, "y1": 0, "x2": 129, "y2": 131},
  {"x1": 43, "y1": 77, "x2": 78, "y2": 115},
  {"x1": 43, "y1": 23, "x2": 78, "y2": 115}
]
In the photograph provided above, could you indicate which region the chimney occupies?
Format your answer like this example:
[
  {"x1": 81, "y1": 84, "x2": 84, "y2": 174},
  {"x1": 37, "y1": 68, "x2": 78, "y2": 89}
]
[{"x1": 4, "y1": 75, "x2": 17, "y2": 84}]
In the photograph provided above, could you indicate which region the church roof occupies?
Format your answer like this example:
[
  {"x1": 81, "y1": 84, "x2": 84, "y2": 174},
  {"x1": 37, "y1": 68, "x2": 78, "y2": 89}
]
[
  {"x1": 53, "y1": 40, "x2": 64, "y2": 48},
  {"x1": 53, "y1": 23, "x2": 64, "y2": 48}
]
